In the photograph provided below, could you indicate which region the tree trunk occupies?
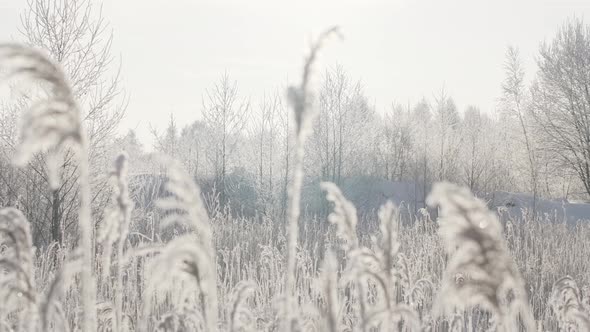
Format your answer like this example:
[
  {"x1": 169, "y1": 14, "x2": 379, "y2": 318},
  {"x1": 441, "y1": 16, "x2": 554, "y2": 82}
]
[{"x1": 50, "y1": 189, "x2": 62, "y2": 245}]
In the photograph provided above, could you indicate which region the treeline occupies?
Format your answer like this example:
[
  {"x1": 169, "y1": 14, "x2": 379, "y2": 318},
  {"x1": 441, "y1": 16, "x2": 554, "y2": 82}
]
[
  {"x1": 1, "y1": 0, "x2": 589, "y2": 250},
  {"x1": 132, "y1": 16, "x2": 590, "y2": 220}
]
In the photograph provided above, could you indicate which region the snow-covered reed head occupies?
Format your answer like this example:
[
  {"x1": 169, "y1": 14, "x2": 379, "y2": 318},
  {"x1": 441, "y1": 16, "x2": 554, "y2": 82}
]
[
  {"x1": 156, "y1": 158, "x2": 210, "y2": 237},
  {"x1": 227, "y1": 280, "x2": 256, "y2": 332},
  {"x1": 145, "y1": 157, "x2": 218, "y2": 331},
  {"x1": 377, "y1": 201, "x2": 400, "y2": 276},
  {"x1": 0, "y1": 43, "x2": 96, "y2": 331},
  {"x1": 319, "y1": 184, "x2": 420, "y2": 331},
  {"x1": 320, "y1": 181, "x2": 359, "y2": 251},
  {"x1": 427, "y1": 182, "x2": 534, "y2": 331},
  {"x1": 287, "y1": 27, "x2": 341, "y2": 138},
  {"x1": 550, "y1": 276, "x2": 590, "y2": 331},
  {"x1": 98, "y1": 152, "x2": 133, "y2": 331},
  {"x1": 97, "y1": 152, "x2": 133, "y2": 273},
  {"x1": 0, "y1": 44, "x2": 82, "y2": 173},
  {"x1": 110, "y1": 152, "x2": 133, "y2": 233},
  {"x1": 282, "y1": 28, "x2": 341, "y2": 332}
]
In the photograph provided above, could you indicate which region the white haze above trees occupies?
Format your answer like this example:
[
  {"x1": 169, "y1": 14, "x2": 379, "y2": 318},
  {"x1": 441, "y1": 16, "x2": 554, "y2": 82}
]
[{"x1": 0, "y1": 0, "x2": 589, "y2": 331}]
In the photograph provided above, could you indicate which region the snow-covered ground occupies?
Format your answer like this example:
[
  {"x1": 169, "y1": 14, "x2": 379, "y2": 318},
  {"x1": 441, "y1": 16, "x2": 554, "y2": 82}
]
[
  {"x1": 487, "y1": 191, "x2": 590, "y2": 224},
  {"x1": 335, "y1": 178, "x2": 590, "y2": 224}
]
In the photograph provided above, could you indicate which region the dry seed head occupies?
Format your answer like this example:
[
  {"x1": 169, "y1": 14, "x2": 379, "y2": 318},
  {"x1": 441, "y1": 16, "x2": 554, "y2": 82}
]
[
  {"x1": 288, "y1": 27, "x2": 342, "y2": 137},
  {"x1": 229, "y1": 280, "x2": 256, "y2": 332},
  {"x1": 148, "y1": 157, "x2": 218, "y2": 331},
  {"x1": 550, "y1": 276, "x2": 590, "y2": 330},
  {"x1": 0, "y1": 44, "x2": 82, "y2": 178},
  {"x1": 320, "y1": 182, "x2": 358, "y2": 251},
  {"x1": 427, "y1": 182, "x2": 534, "y2": 330}
]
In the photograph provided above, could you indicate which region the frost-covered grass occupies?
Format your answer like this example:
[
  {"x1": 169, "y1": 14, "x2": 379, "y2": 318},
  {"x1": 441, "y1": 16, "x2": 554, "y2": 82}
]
[
  {"x1": 3, "y1": 176, "x2": 590, "y2": 331},
  {"x1": 0, "y1": 39, "x2": 589, "y2": 332}
]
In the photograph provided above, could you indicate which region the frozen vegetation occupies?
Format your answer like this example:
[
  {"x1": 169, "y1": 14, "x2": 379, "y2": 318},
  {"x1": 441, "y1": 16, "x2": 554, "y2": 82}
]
[{"x1": 1, "y1": 1, "x2": 590, "y2": 331}]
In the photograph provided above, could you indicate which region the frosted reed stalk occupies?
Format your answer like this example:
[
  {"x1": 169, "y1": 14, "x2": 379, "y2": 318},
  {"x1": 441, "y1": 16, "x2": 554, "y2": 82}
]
[{"x1": 283, "y1": 27, "x2": 340, "y2": 332}]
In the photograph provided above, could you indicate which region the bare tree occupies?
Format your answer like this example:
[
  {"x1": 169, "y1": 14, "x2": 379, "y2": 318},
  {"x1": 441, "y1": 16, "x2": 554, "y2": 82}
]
[
  {"x1": 9, "y1": 0, "x2": 125, "y2": 247},
  {"x1": 502, "y1": 46, "x2": 539, "y2": 215},
  {"x1": 461, "y1": 105, "x2": 497, "y2": 194},
  {"x1": 531, "y1": 18, "x2": 590, "y2": 198},
  {"x1": 433, "y1": 89, "x2": 461, "y2": 182},
  {"x1": 379, "y1": 103, "x2": 413, "y2": 181},
  {"x1": 410, "y1": 98, "x2": 432, "y2": 208},
  {"x1": 179, "y1": 121, "x2": 210, "y2": 179},
  {"x1": 249, "y1": 92, "x2": 282, "y2": 215},
  {"x1": 202, "y1": 73, "x2": 249, "y2": 206},
  {"x1": 311, "y1": 66, "x2": 373, "y2": 185},
  {"x1": 152, "y1": 114, "x2": 179, "y2": 158}
]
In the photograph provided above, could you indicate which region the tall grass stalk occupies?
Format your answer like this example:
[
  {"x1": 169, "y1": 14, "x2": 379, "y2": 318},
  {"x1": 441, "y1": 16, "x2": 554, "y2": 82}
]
[
  {"x1": 0, "y1": 43, "x2": 96, "y2": 331},
  {"x1": 320, "y1": 181, "x2": 367, "y2": 330},
  {"x1": 99, "y1": 152, "x2": 133, "y2": 331},
  {"x1": 144, "y1": 158, "x2": 218, "y2": 331},
  {"x1": 283, "y1": 27, "x2": 341, "y2": 332},
  {"x1": 0, "y1": 208, "x2": 36, "y2": 331}
]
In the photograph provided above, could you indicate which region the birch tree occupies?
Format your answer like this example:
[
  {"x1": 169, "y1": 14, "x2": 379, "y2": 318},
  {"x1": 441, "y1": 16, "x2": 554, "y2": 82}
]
[
  {"x1": 531, "y1": 18, "x2": 590, "y2": 198},
  {"x1": 202, "y1": 73, "x2": 249, "y2": 206},
  {"x1": 502, "y1": 46, "x2": 539, "y2": 215}
]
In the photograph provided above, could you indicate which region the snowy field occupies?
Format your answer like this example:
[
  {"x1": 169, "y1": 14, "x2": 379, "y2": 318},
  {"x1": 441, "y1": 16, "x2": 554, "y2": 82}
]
[{"x1": 0, "y1": 1, "x2": 590, "y2": 331}]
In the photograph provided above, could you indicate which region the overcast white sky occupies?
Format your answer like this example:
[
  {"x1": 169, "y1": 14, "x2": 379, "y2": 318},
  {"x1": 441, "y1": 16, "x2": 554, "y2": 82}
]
[{"x1": 1, "y1": 0, "x2": 589, "y2": 147}]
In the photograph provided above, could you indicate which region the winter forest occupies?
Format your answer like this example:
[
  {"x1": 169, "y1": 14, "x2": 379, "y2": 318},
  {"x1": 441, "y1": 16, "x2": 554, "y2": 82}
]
[{"x1": 0, "y1": 0, "x2": 590, "y2": 331}]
